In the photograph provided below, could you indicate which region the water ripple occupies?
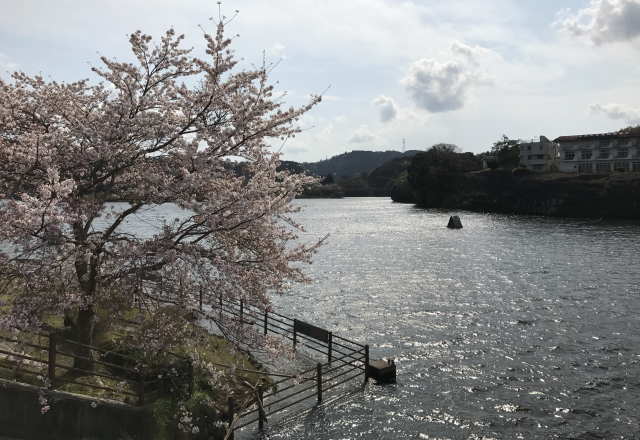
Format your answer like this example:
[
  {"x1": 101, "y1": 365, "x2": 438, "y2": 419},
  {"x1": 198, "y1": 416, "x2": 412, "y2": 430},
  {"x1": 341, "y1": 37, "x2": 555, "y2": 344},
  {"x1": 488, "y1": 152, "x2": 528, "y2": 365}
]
[{"x1": 263, "y1": 198, "x2": 640, "y2": 439}]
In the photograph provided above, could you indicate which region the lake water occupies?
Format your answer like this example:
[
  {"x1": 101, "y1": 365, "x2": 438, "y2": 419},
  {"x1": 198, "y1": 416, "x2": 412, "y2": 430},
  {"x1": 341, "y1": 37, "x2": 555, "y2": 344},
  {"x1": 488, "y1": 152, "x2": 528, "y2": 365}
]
[
  {"x1": 25, "y1": 197, "x2": 638, "y2": 439},
  {"x1": 261, "y1": 198, "x2": 640, "y2": 440}
]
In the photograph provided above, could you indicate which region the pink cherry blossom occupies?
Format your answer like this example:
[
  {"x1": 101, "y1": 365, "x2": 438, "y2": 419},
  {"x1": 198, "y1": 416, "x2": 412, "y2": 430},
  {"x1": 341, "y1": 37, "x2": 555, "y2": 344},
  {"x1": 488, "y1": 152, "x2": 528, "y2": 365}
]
[{"x1": 0, "y1": 20, "x2": 322, "y2": 355}]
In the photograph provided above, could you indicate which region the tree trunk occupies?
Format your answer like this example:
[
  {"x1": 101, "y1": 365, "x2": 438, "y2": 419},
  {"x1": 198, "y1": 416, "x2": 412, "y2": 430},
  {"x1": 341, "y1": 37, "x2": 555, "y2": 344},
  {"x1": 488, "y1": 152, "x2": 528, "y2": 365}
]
[
  {"x1": 72, "y1": 306, "x2": 95, "y2": 371},
  {"x1": 71, "y1": 223, "x2": 98, "y2": 372}
]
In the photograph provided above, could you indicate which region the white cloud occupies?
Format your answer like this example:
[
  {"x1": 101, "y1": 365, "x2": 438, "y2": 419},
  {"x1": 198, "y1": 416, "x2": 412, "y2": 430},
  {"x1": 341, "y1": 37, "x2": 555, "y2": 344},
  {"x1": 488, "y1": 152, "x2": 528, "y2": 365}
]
[
  {"x1": 402, "y1": 58, "x2": 477, "y2": 113},
  {"x1": 267, "y1": 43, "x2": 286, "y2": 60},
  {"x1": 590, "y1": 103, "x2": 640, "y2": 124},
  {"x1": 349, "y1": 126, "x2": 376, "y2": 144},
  {"x1": 372, "y1": 95, "x2": 398, "y2": 122},
  {"x1": 556, "y1": 0, "x2": 640, "y2": 45},
  {"x1": 450, "y1": 41, "x2": 490, "y2": 65},
  {"x1": 401, "y1": 41, "x2": 495, "y2": 114}
]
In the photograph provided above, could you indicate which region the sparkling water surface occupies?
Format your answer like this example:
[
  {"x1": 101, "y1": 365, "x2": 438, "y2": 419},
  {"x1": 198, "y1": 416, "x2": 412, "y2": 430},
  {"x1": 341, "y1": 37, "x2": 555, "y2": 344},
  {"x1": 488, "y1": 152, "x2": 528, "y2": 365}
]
[
  {"x1": 94, "y1": 198, "x2": 640, "y2": 439},
  {"x1": 260, "y1": 198, "x2": 640, "y2": 440}
]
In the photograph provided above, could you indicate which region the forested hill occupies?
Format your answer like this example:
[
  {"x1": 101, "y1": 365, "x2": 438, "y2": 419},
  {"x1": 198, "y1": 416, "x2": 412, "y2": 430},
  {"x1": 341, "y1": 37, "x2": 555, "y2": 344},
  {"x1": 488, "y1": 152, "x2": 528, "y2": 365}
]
[{"x1": 301, "y1": 149, "x2": 422, "y2": 177}]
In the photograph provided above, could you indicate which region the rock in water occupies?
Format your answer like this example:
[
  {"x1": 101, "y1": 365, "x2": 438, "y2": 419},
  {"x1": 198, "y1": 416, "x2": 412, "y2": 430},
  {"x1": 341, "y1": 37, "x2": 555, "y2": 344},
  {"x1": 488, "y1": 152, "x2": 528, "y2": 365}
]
[
  {"x1": 366, "y1": 358, "x2": 397, "y2": 384},
  {"x1": 447, "y1": 215, "x2": 463, "y2": 229}
]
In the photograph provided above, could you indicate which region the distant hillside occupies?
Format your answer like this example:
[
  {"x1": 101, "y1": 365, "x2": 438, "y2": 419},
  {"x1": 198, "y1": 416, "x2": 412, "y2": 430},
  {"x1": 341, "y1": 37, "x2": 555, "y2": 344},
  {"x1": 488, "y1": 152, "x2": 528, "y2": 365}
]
[
  {"x1": 368, "y1": 155, "x2": 415, "y2": 197},
  {"x1": 302, "y1": 150, "x2": 422, "y2": 177}
]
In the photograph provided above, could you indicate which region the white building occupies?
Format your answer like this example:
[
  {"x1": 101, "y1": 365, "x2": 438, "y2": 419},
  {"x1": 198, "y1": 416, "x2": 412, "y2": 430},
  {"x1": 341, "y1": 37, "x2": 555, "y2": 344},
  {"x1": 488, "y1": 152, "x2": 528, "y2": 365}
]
[
  {"x1": 519, "y1": 136, "x2": 559, "y2": 172},
  {"x1": 555, "y1": 131, "x2": 640, "y2": 174}
]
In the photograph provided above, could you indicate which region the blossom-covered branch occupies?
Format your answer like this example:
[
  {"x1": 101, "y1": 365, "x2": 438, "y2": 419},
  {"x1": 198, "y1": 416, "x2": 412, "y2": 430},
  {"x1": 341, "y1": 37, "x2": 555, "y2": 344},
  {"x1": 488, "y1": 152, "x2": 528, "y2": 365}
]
[{"x1": 0, "y1": 21, "x2": 321, "y2": 357}]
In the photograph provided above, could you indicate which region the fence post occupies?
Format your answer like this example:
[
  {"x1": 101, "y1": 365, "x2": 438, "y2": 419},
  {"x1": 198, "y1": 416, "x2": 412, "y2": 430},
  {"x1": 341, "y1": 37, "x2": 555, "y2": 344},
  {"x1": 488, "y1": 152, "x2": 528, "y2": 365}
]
[
  {"x1": 240, "y1": 300, "x2": 244, "y2": 324},
  {"x1": 293, "y1": 325, "x2": 297, "y2": 350},
  {"x1": 263, "y1": 311, "x2": 268, "y2": 335},
  {"x1": 227, "y1": 397, "x2": 236, "y2": 440},
  {"x1": 219, "y1": 296, "x2": 223, "y2": 321},
  {"x1": 327, "y1": 332, "x2": 333, "y2": 365},
  {"x1": 47, "y1": 332, "x2": 57, "y2": 386},
  {"x1": 199, "y1": 289, "x2": 203, "y2": 312},
  {"x1": 316, "y1": 363, "x2": 322, "y2": 403},
  {"x1": 364, "y1": 345, "x2": 370, "y2": 385},
  {"x1": 258, "y1": 385, "x2": 265, "y2": 431}
]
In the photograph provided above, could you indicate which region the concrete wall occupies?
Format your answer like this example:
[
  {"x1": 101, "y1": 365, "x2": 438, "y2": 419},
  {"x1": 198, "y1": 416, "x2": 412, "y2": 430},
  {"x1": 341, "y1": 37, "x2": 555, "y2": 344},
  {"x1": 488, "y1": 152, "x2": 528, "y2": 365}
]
[
  {"x1": 0, "y1": 379, "x2": 157, "y2": 440},
  {"x1": 519, "y1": 136, "x2": 559, "y2": 172}
]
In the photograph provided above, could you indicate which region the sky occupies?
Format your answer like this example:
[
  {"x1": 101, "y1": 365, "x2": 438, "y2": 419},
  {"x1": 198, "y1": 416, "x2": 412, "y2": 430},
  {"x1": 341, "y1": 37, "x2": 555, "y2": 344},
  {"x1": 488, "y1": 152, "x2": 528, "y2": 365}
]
[{"x1": 1, "y1": 0, "x2": 640, "y2": 162}]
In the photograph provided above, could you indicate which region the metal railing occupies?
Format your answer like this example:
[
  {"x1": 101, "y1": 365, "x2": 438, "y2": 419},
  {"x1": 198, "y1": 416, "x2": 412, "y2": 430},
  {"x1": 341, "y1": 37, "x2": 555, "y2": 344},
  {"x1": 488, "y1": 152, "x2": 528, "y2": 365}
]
[{"x1": 196, "y1": 296, "x2": 369, "y2": 437}]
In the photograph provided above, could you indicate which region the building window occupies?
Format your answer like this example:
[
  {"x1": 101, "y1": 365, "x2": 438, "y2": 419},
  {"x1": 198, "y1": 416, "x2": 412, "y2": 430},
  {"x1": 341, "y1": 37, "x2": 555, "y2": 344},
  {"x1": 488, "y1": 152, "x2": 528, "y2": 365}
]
[
  {"x1": 598, "y1": 148, "x2": 609, "y2": 159},
  {"x1": 617, "y1": 148, "x2": 629, "y2": 158},
  {"x1": 581, "y1": 150, "x2": 592, "y2": 159},
  {"x1": 614, "y1": 161, "x2": 628, "y2": 172},
  {"x1": 596, "y1": 162, "x2": 610, "y2": 173},
  {"x1": 633, "y1": 162, "x2": 640, "y2": 171},
  {"x1": 527, "y1": 145, "x2": 531, "y2": 151},
  {"x1": 577, "y1": 162, "x2": 592, "y2": 173},
  {"x1": 564, "y1": 152, "x2": 575, "y2": 160}
]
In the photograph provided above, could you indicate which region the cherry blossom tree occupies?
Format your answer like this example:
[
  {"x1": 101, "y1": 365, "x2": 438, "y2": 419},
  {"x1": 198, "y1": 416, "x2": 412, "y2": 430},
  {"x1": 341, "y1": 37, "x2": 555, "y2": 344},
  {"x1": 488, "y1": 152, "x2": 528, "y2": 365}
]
[{"x1": 0, "y1": 22, "x2": 321, "y2": 365}]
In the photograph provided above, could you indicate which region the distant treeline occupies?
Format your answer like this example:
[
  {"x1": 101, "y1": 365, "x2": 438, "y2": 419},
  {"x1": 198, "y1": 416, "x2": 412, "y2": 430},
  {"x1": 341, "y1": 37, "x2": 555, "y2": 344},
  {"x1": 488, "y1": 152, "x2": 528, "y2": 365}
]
[
  {"x1": 278, "y1": 141, "x2": 514, "y2": 198},
  {"x1": 395, "y1": 142, "x2": 640, "y2": 219},
  {"x1": 282, "y1": 140, "x2": 640, "y2": 219},
  {"x1": 278, "y1": 149, "x2": 424, "y2": 198}
]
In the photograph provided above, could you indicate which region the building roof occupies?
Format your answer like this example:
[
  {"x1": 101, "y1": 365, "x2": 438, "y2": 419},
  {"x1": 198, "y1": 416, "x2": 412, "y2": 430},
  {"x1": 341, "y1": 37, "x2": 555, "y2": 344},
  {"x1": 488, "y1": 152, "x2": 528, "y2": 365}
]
[{"x1": 554, "y1": 130, "x2": 640, "y2": 143}]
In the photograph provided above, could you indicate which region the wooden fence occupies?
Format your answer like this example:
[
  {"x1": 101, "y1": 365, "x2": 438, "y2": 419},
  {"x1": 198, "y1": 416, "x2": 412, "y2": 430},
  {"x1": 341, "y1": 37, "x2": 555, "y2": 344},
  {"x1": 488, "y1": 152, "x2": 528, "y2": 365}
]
[
  {"x1": 0, "y1": 329, "x2": 190, "y2": 405},
  {"x1": 0, "y1": 296, "x2": 370, "y2": 435}
]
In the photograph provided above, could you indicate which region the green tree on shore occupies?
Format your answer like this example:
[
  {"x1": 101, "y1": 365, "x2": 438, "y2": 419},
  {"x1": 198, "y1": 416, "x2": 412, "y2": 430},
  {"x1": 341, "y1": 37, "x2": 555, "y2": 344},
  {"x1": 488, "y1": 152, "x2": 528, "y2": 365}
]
[
  {"x1": 490, "y1": 135, "x2": 521, "y2": 169},
  {"x1": 407, "y1": 144, "x2": 481, "y2": 207}
]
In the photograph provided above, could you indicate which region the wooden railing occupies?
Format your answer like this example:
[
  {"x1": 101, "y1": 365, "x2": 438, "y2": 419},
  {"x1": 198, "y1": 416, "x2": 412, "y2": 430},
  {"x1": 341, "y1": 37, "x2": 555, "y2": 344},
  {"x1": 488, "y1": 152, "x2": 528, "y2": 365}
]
[{"x1": 0, "y1": 329, "x2": 191, "y2": 405}]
